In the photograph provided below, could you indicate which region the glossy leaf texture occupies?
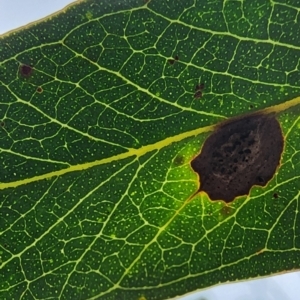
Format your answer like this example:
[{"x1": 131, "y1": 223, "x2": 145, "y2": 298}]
[{"x1": 0, "y1": 0, "x2": 300, "y2": 299}]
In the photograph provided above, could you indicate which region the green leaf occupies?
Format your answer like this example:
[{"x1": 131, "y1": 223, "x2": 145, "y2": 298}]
[{"x1": 0, "y1": 0, "x2": 300, "y2": 299}]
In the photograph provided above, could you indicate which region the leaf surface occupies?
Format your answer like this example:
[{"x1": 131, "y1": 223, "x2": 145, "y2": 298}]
[{"x1": 0, "y1": 0, "x2": 300, "y2": 299}]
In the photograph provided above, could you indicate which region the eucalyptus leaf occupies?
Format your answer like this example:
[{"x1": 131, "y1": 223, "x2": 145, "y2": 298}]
[{"x1": 0, "y1": 1, "x2": 300, "y2": 299}]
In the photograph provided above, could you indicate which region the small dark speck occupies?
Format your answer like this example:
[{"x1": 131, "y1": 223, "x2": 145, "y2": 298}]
[
  {"x1": 0, "y1": 121, "x2": 4, "y2": 127},
  {"x1": 194, "y1": 90, "x2": 202, "y2": 98},
  {"x1": 168, "y1": 55, "x2": 179, "y2": 65},
  {"x1": 36, "y1": 86, "x2": 43, "y2": 93},
  {"x1": 273, "y1": 193, "x2": 279, "y2": 198},
  {"x1": 195, "y1": 83, "x2": 205, "y2": 91},
  {"x1": 194, "y1": 83, "x2": 204, "y2": 97}
]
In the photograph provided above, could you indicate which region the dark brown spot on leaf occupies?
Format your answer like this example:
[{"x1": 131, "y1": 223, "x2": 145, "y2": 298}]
[
  {"x1": 194, "y1": 91, "x2": 202, "y2": 98},
  {"x1": 273, "y1": 193, "x2": 279, "y2": 198},
  {"x1": 0, "y1": 121, "x2": 4, "y2": 127},
  {"x1": 191, "y1": 113, "x2": 284, "y2": 203},
  {"x1": 168, "y1": 55, "x2": 179, "y2": 65},
  {"x1": 19, "y1": 64, "x2": 33, "y2": 78},
  {"x1": 36, "y1": 86, "x2": 43, "y2": 93},
  {"x1": 194, "y1": 83, "x2": 204, "y2": 98},
  {"x1": 195, "y1": 83, "x2": 204, "y2": 91}
]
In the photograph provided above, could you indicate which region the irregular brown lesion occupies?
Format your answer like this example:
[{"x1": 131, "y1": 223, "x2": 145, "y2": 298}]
[
  {"x1": 168, "y1": 55, "x2": 179, "y2": 65},
  {"x1": 190, "y1": 113, "x2": 284, "y2": 203}
]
